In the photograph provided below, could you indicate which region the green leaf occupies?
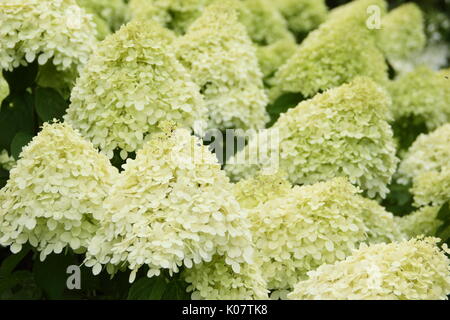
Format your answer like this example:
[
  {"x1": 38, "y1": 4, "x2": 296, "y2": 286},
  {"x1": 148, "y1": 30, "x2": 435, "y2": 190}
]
[
  {"x1": 0, "y1": 246, "x2": 31, "y2": 277},
  {"x1": 436, "y1": 202, "x2": 450, "y2": 242},
  {"x1": 10, "y1": 131, "x2": 34, "y2": 159},
  {"x1": 0, "y1": 93, "x2": 35, "y2": 150},
  {"x1": 127, "y1": 276, "x2": 168, "y2": 300},
  {"x1": 266, "y1": 92, "x2": 304, "y2": 127},
  {"x1": 2, "y1": 61, "x2": 38, "y2": 94},
  {"x1": 33, "y1": 252, "x2": 77, "y2": 300},
  {"x1": 35, "y1": 87, "x2": 68, "y2": 122}
]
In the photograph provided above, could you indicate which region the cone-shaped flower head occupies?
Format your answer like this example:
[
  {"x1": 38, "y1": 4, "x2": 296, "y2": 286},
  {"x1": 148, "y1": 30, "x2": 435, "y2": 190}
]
[
  {"x1": 65, "y1": 21, "x2": 207, "y2": 159},
  {"x1": 396, "y1": 206, "x2": 443, "y2": 239},
  {"x1": 398, "y1": 124, "x2": 450, "y2": 207},
  {"x1": 76, "y1": 0, "x2": 128, "y2": 31},
  {"x1": 176, "y1": 1, "x2": 269, "y2": 130},
  {"x1": 288, "y1": 237, "x2": 450, "y2": 300},
  {"x1": 271, "y1": 0, "x2": 388, "y2": 99},
  {"x1": 237, "y1": 0, "x2": 293, "y2": 46},
  {"x1": 256, "y1": 38, "x2": 297, "y2": 80},
  {"x1": 128, "y1": 0, "x2": 215, "y2": 35},
  {"x1": 0, "y1": 0, "x2": 97, "y2": 72},
  {"x1": 388, "y1": 66, "x2": 450, "y2": 131},
  {"x1": 226, "y1": 78, "x2": 399, "y2": 198},
  {"x1": 274, "y1": 0, "x2": 328, "y2": 35},
  {"x1": 376, "y1": 3, "x2": 426, "y2": 67},
  {"x1": 233, "y1": 175, "x2": 402, "y2": 292},
  {"x1": 85, "y1": 123, "x2": 253, "y2": 282},
  {"x1": 0, "y1": 122, "x2": 118, "y2": 260},
  {"x1": 183, "y1": 255, "x2": 269, "y2": 300}
]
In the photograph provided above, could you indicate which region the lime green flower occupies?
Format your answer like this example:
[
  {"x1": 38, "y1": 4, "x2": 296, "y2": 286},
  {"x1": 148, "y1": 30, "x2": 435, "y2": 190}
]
[
  {"x1": 176, "y1": 1, "x2": 268, "y2": 130},
  {"x1": 396, "y1": 206, "x2": 443, "y2": 239},
  {"x1": 274, "y1": 0, "x2": 327, "y2": 35},
  {"x1": 0, "y1": 0, "x2": 97, "y2": 73},
  {"x1": 376, "y1": 3, "x2": 426, "y2": 69},
  {"x1": 183, "y1": 255, "x2": 269, "y2": 300},
  {"x1": 76, "y1": 0, "x2": 128, "y2": 31},
  {"x1": 388, "y1": 66, "x2": 450, "y2": 131},
  {"x1": 271, "y1": 0, "x2": 388, "y2": 99},
  {"x1": 288, "y1": 237, "x2": 450, "y2": 300},
  {"x1": 65, "y1": 21, "x2": 207, "y2": 159},
  {"x1": 232, "y1": 175, "x2": 402, "y2": 292},
  {"x1": 398, "y1": 124, "x2": 450, "y2": 207},
  {"x1": 256, "y1": 38, "x2": 297, "y2": 80},
  {"x1": 226, "y1": 78, "x2": 399, "y2": 199},
  {"x1": 85, "y1": 124, "x2": 253, "y2": 282},
  {"x1": 0, "y1": 122, "x2": 118, "y2": 261}
]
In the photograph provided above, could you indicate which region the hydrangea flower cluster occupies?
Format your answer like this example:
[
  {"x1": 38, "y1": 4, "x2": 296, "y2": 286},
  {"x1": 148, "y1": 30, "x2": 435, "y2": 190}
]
[
  {"x1": 288, "y1": 237, "x2": 450, "y2": 300},
  {"x1": 388, "y1": 66, "x2": 450, "y2": 131},
  {"x1": 274, "y1": 0, "x2": 328, "y2": 36},
  {"x1": 270, "y1": 0, "x2": 388, "y2": 99},
  {"x1": 85, "y1": 124, "x2": 253, "y2": 282},
  {"x1": 176, "y1": 1, "x2": 268, "y2": 131},
  {"x1": 398, "y1": 124, "x2": 450, "y2": 207},
  {"x1": 65, "y1": 21, "x2": 207, "y2": 159},
  {"x1": 0, "y1": 150, "x2": 15, "y2": 171},
  {"x1": 76, "y1": 0, "x2": 128, "y2": 32},
  {"x1": 183, "y1": 255, "x2": 269, "y2": 300},
  {"x1": 0, "y1": 0, "x2": 97, "y2": 72},
  {"x1": 226, "y1": 78, "x2": 399, "y2": 198},
  {"x1": 128, "y1": 0, "x2": 216, "y2": 35},
  {"x1": 396, "y1": 206, "x2": 443, "y2": 239},
  {"x1": 0, "y1": 122, "x2": 118, "y2": 261},
  {"x1": 237, "y1": 0, "x2": 293, "y2": 46},
  {"x1": 256, "y1": 38, "x2": 297, "y2": 80},
  {"x1": 233, "y1": 175, "x2": 402, "y2": 292},
  {"x1": 376, "y1": 3, "x2": 426, "y2": 70}
]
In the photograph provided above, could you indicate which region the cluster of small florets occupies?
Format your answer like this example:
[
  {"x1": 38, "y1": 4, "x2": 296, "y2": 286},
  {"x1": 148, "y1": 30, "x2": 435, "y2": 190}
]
[
  {"x1": 288, "y1": 237, "x2": 450, "y2": 300},
  {"x1": 234, "y1": 175, "x2": 405, "y2": 293},
  {"x1": 398, "y1": 124, "x2": 450, "y2": 207},
  {"x1": 270, "y1": 0, "x2": 388, "y2": 99},
  {"x1": 226, "y1": 77, "x2": 399, "y2": 199},
  {"x1": 256, "y1": 38, "x2": 297, "y2": 80},
  {"x1": 0, "y1": 0, "x2": 97, "y2": 72},
  {"x1": 76, "y1": 0, "x2": 128, "y2": 31},
  {"x1": 128, "y1": 0, "x2": 215, "y2": 35},
  {"x1": 274, "y1": 0, "x2": 328, "y2": 36},
  {"x1": 85, "y1": 124, "x2": 253, "y2": 282},
  {"x1": 0, "y1": 122, "x2": 118, "y2": 261},
  {"x1": 376, "y1": 3, "x2": 426, "y2": 67},
  {"x1": 176, "y1": 1, "x2": 268, "y2": 131},
  {"x1": 183, "y1": 255, "x2": 269, "y2": 300},
  {"x1": 65, "y1": 21, "x2": 207, "y2": 159},
  {"x1": 396, "y1": 206, "x2": 443, "y2": 239},
  {"x1": 388, "y1": 67, "x2": 450, "y2": 131}
]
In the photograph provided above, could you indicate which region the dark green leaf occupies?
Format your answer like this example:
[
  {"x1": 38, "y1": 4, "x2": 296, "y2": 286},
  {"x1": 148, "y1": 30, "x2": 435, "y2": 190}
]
[
  {"x1": 35, "y1": 87, "x2": 68, "y2": 122},
  {"x1": 436, "y1": 202, "x2": 450, "y2": 242},
  {"x1": 10, "y1": 131, "x2": 34, "y2": 159},
  {"x1": 2, "y1": 61, "x2": 38, "y2": 94},
  {"x1": 33, "y1": 252, "x2": 77, "y2": 300},
  {"x1": 266, "y1": 92, "x2": 304, "y2": 127},
  {"x1": 127, "y1": 276, "x2": 167, "y2": 300},
  {"x1": 0, "y1": 246, "x2": 31, "y2": 277}
]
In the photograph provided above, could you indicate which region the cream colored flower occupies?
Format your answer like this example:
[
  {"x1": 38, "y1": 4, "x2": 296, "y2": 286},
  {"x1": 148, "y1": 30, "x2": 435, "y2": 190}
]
[
  {"x1": 65, "y1": 21, "x2": 207, "y2": 159},
  {"x1": 288, "y1": 237, "x2": 450, "y2": 300},
  {"x1": 0, "y1": 0, "x2": 97, "y2": 73},
  {"x1": 0, "y1": 122, "x2": 118, "y2": 261},
  {"x1": 226, "y1": 78, "x2": 399, "y2": 199},
  {"x1": 176, "y1": 0, "x2": 268, "y2": 131},
  {"x1": 85, "y1": 124, "x2": 253, "y2": 282}
]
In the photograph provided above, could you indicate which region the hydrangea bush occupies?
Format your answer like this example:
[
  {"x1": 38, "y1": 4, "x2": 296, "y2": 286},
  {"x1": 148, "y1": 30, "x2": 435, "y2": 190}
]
[{"x1": 0, "y1": 0, "x2": 449, "y2": 301}]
